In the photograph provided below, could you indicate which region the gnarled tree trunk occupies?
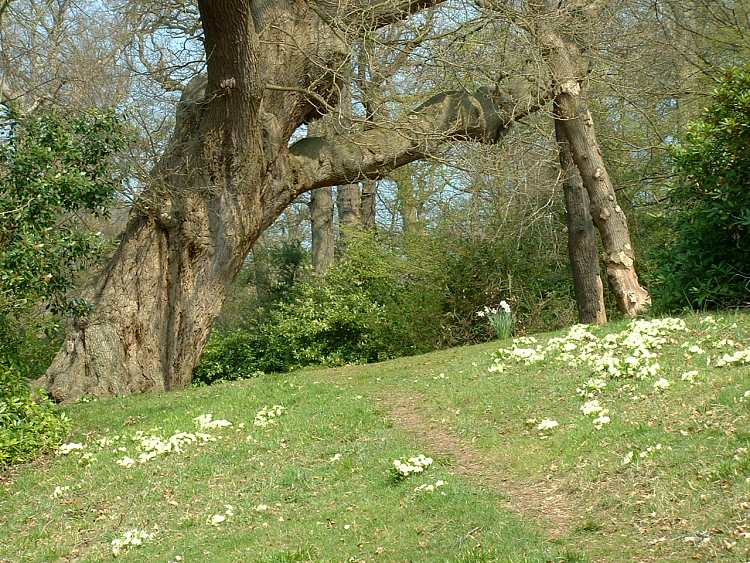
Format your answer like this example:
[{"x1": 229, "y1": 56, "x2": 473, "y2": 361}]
[{"x1": 38, "y1": 0, "x2": 343, "y2": 400}]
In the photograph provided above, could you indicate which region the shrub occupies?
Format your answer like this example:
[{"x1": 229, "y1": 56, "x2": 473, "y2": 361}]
[
  {"x1": 655, "y1": 66, "x2": 750, "y2": 310},
  {"x1": 194, "y1": 231, "x2": 445, "y2": 383},
  {"x1": 0, "y1": 108, "x2": 126, "y2": 317},
  {"x1": 196, "y1": 221, "x2": 578, "y2": 384},
  {"x1": 0, "y1": 362, "x2": 70, "y2": 467}
]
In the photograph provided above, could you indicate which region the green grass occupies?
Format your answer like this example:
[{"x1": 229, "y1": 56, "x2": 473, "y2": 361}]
[{"x1": 2, "y1": 312, "x2": 749, "y2": 561}]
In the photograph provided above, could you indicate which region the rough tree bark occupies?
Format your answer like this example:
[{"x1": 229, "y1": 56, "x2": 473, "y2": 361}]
[
  {"x1": 533, "y1": 3, "x2": 651, "y2": 316},
  {"x1": 310, "y1": 187, "x2": 335, "y2": 273},
  {"x1": 38, "y1": 0, "x2": 547, "y2": 402},
  {"x1": 555, "y1": 117, "x2": 607, "y2": 325}
]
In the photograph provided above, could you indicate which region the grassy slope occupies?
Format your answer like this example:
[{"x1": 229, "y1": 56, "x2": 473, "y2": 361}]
[{"x1": 1, "y1": 312, "x2": 749, "y2": 562}]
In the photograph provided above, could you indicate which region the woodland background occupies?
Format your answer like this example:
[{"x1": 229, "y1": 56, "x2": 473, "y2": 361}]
[{"x1": 0, "y1": 0, "x2": 749, "y2": 465}]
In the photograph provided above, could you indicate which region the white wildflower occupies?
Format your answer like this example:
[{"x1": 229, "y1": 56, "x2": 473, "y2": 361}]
[
  {"x1": 536, "y1": 419, "x2": 559, "y2": 431},
  {"x1": 208, "y1": 514, "x2": 226, "y2": 526},
  {"x1": 414, "y1": 480, "x2": 446, "y2": 493},
  {"x1": 254, "y1": 405, "x2": 286, "y2": 427},
  {"x1": 116, "y1": 456, "x2": 136, "y2": 468},
  {"x1": 194, "y1": 414, "x2": 232, "y2": 430},
  {"x1": 487, "y1": 362, "x2": 505, "y2": 373},
  {"x1": 715, "y1": 349, "x2": 750, "y2": 368},
  {"x1": 111, "y1": 529, "x2": 153, "y2": 556},
  {"x1": 592, "y1": 415, "x2": 611, "y2": 429},
  {"x1": 392, "y1": 454, "x2": 433, "y2": 478},
  {"x1": 653, "y1": 378, "x2": 670, "y2": 391},
  {"x1": 51, "y1": 485, "x2": 70, "y2": 499},
  {"x1": 681, "y1": 370, "x2": 699, "y2": 384},
  {"x1": 58, "y1": 443, "x2": 84, "y2": 455},
  {"x1": 580, "y1": 400, "x2": 604, "y2": 416},
  {"x1": 79, "y1": 452, "x2": 97, "y2": 465}
]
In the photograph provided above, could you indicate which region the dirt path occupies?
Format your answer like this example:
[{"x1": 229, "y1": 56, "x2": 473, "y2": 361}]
[{"x1": 382, "y1": 393, "x2": 580, "y2": 539}]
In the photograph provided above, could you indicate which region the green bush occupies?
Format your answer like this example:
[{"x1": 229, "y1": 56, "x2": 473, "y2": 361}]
[
  {"x1": 0, "y1": 363, "x2": 70, "y2": 467},
  {"x1": 194, "y1": 232, "x2": 445, "y2": 383},
  {"x1": 654, "y1": 66, "x2": 750, "y2": 310},
  {"x1": 195, "y1": 220, "x2": 577, "y2": 384},
  {"x1": 0, "y1": 108, "x2": 126, "y2": 316}
]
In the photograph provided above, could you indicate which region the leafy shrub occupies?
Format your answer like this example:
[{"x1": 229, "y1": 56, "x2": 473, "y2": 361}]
[
  {"x1": 192, "y1": 330, "x2": 265, "y2": 385},
  {"x1": 196, "y1": 221, "x2": 577, "y2": 384},
  {"x1": 0, "y1": 362, "x2": 70, "y2": 467},
  {"x1": 194, "y1": 232, "x2": 445, "y2": 383},
  {"x1": 655, "y1": 66, "x2": 750, "y2": 310}
]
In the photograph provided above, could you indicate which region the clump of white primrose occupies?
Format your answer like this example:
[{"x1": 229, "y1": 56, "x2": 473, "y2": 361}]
[
  {"x1": 111, "y1": 529, "x2": 153, "y2": 557},
  {"x1": 491, "y1": 317, "x2": 692, "y2": 388},
  {"x1": 536, "y1": 418, "x2": 559, "y2": 432},
  {"x1": 392, "y1": 454, "x2": 433, "y2": 479},
  {"x1": 715, "y1": 349, "x2": 750, "y2": 368},
  {"x1": 579, "y1": 400, "x2": 611, "y2": 429},
  {"x1": 414, "y1": 480, "x2": 446, "y2": 493},
  {"x1": 194, "y1": 413, "x2": 232, "y2": 430},
  {"x1": 254, "y1": 405, "x2": 286, "y2": 427},
  {"x1": 208, "y1": 504, "x2": 234, "y2": 526},
  {"x1": 115, "y1": 429, "x2": 215, "y2": 468},
  {"x1": 57, "y1": 442, "x2": 84, "y2": 455},
  {"x1": 51, "y1": 485, "x2": 70, "y2": 499}
]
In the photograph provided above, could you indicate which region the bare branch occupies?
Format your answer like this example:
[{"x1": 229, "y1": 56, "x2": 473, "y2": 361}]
[{"x1": 315, "y1": 0, "x2": 447, "y2": 31}]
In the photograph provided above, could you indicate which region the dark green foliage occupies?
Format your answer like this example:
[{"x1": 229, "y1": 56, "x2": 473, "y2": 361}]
[
  {"x1": 655, "y1": 66, "x2": 750, "y2": 309},
  {"x1": 0, "y1": 108, "x2": 127, "y2": 465},
  {"x1": 433, "y1": 213, "x2": 576, "y2": 345},
  {"x1": 0, "y1": 315, "x2": 69, "y2": 467},
  {"x1": 195, "y1": 221, "x2": 576, "y2": 384},
  {"x1": 0, "y1": 108, "x2": 127, "y2": 316},
  {"x1": 194, "y1": 232, "x2": 445, "y2": 383}
]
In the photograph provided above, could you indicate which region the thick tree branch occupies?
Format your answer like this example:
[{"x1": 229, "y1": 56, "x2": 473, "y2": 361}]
[{"x1": 288, "y1": 78, "x2": 549, "y2": 192}]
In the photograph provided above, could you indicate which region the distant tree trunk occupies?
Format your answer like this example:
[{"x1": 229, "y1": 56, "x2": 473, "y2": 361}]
[
  {"x1": 556, "y1": 100, "x2": 650, "y2": 316},
  {"x1": 310, "y1": 187, "x2": 335, "y2": 273},
  {"x1": 337, "y1": 183, "x2": 362, "y2": 230},
  {"x1": 335, "y1": 82, "x2": 362, "y2": 233},
  {"x1": 555, "y1": 117, "x2": 607, "y2": 325},
  {"x1": 535, "y1": 9, "x2": 651, "y2": 316},
  {"x1": 360, "y1": 180, "x2": 377, "y2": 229},
  {"x1": 394, "y1": 170, "x2": 421, "y2": 235}
]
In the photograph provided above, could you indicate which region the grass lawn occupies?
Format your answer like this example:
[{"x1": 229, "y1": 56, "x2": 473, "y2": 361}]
[{"x1": 1, "y1": 312, "x2": 748, "y2": 562}]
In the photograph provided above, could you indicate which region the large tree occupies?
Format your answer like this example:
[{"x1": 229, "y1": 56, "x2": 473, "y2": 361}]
[{"x1": 36, "y1": 0, "x2": 643, "y2": 402}]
